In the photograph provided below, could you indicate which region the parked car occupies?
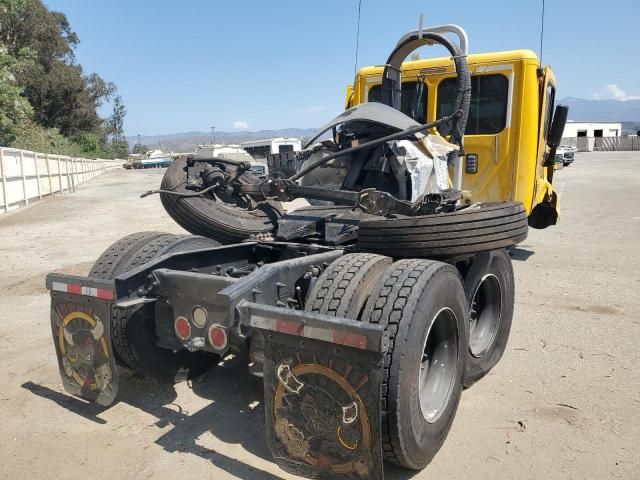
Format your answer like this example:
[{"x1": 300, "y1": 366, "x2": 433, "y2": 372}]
[{"x1": 556, "y1": 145, "x2": 576, "y2": 166}]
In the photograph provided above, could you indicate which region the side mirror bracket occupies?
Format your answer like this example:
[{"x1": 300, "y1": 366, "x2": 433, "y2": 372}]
[
  {"x1": 544, "y1": 104, "x2": 569, "y2": 169},
  {"x1": 543, "y1": 105, "x2": 569, "y2": 186}
]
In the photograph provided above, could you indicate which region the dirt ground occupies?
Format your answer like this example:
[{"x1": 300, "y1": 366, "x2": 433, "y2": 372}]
[{"x1": 1, "y1": 152, "x2": 638, "y2": 479}]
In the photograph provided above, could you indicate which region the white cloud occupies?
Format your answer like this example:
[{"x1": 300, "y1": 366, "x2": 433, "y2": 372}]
[
  {"x1": 592, "y1": 84, "x2": 640, "y2": 101},
  {"x1": 298, "y1": 106, "x2": 328, "y2": 113},
  {"x1": 233, "y1": 120, "x2": 249, "y2": 129}
]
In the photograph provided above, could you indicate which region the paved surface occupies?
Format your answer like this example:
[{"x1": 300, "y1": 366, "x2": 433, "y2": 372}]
[{"x1": 1, "y1": 152, "x2": 638, "y2": 479}]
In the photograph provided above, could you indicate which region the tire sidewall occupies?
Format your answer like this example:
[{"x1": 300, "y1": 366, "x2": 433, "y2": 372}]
[
  {"x1": 463, "y1": 249, "x2": 514, "y2": 387},
  {"x1": 160, "y1": 158, "x2": 277, "y2": 242},
  {"x1": 392, "y1": 268, "x2": 469, "y2": 468}
]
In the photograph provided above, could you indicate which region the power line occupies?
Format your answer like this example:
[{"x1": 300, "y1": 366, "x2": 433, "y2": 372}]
[
  {"x1": 353, "y1": 0, "x2": 362, "y2": 77},
  {"x1": 539, "y1": 0, "x2": 545, "y2": 63}
]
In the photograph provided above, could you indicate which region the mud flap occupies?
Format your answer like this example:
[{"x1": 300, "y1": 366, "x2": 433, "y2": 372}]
[
  {"x1": 244, "y1": 303, "x2": 388, "y2": 480},
  {"x1": 46, "y1": 274, "x2": 118, "y2": 407}
]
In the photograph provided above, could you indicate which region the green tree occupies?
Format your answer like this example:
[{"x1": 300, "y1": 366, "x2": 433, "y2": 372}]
[
  {"x1": 108, "y1": 140, "x2": 129, "y2": 159},
  {"x1": 106, "y1": 95, "x2": 126, "y2": 142},
  {"x1": 132, "y1": 143, "x2": 149, "y2": 154},
  {"x1": 0, "y1": 43, "x2": 33, "y2": 145},
  {"x1": 0, "y1": 0, "x2": 128, "y2": 156}
]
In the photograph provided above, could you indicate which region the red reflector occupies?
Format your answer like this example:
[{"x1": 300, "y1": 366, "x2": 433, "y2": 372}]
[
  {"x1": 174, "y1": 316, "x2": 191, "y2": 340},
  {"x1": 208, "y1": 324, "x2": 228, "y2": 350},
  {"x1": 67, "y1": 284, "x2": 82, "y2": 295},
  {"x1": 333, "y1": 330, "x2": 367, "y2": 350},
  {"x1": 276, "y1": 319, "x2": 303, "y2": 336},
  {"x1": 96, "y1": 288, "x2": 114, "y2": 300}
]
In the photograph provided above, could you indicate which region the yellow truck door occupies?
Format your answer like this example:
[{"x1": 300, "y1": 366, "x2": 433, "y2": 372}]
[
  {"x1": 434, "y1": 66, "x2": 515, "y2": 204},
  {"x1": 534, "y1": 67, "x2": 556, "y2": 205}
]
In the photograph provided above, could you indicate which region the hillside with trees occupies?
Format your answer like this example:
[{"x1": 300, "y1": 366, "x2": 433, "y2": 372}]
[{"x1": 0, "y1": 0, "x2": 127, "y2": 158}]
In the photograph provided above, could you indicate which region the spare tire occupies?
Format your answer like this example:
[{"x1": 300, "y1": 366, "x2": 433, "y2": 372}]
[
  {"x1": 357, "y1": 202, "x2": 527, "y2": 258},
  {"x1": 160, "y1": 157, "x2": 279, "y2": 243}
]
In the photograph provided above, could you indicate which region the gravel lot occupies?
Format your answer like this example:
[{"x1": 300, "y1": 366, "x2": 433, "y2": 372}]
[{"x1": 1, "y1": 152, "x2": 638, "y2": 479}]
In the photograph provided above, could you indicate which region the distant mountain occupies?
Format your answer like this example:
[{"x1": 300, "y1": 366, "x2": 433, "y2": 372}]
[
  {"x1": 126, "y1": 128, "x2": 318, "y2": 153},
  {"x1": 559, "y1": 97, "x2": 640, "y2": 123},
  {"x1": 129, "y1": 97, "x2": 640, "y2": 152}
]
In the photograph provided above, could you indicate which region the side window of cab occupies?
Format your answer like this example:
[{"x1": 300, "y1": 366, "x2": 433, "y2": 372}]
[
  {"x1": 367, "y1": 81, "x2": 428, "y2": 121},
  {"x1": 437, "y1": 74, "x2": 509, "y2": 135}
]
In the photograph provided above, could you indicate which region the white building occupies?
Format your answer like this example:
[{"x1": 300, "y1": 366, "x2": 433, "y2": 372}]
[
  {"x1": 241, "y1": 138, "x2": 302, "y2": 161},
  {"x1": 562, "y1": 121, "x2": 622, "y2": 151},
  {"x1": 563, "y1": 121, "x2": 622, "y2": 138}
]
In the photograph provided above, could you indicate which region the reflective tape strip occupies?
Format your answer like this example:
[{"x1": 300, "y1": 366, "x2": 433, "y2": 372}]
[
  {"x1": 51, "y1": 281, "x2": 113, "y2": 300},
  {"x1": 51, "y1": 281, "x2": 67, "y2": 293},
  {"x1": 304, "y1": 325, "x2": 334, "y2": 343},
  {"x1": 82, "y1": 286, "x2": 98, "y2": 297},
  {"x1": 332, "y1": 330, "x2": 367, "y2": 350},
  {"x1": 251, "y1": 315, "x2": 368, "y2": 350},
  {"x1": 276, "y1": 319, "x2": 303, "y2": 336},
  {"x1": 96, "y1": 289, "x2": 114, "y2": 300}
]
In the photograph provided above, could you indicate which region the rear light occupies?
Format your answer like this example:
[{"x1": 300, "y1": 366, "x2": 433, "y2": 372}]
[
  {"x1": 208, "y1": 324, "x2": 228, "y2": 350},
  {"x1": 192, "y1": 306, "x2": 208, "y2": 328},
  {"x1": 174, "y1": 316, "x2": 191, "y2": 340}
]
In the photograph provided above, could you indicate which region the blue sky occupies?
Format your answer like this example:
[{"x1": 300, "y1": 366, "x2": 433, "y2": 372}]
[{"x1": 45, "y1": 0, "x2": 639, "y2": 136}]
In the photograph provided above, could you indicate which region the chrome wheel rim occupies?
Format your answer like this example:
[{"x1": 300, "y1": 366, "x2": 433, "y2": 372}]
[
  {"x1": 469, "y1": 274, "x2": 502, "y2": 358},
  {"x1": 419, "y1": 307, "x2": 459, "y2": 423}
]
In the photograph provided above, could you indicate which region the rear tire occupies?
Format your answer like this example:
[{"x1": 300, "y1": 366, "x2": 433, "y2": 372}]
[
  {"x1": 250, "y1": 253, "x2": 390, "y2": 377},
  {"x1": 462, "y1": 249, "x2": 514, "y2": 387},
  {"x1": 361, "y1": 259, "x2": 469, "y2": 469},
  {"x1": 89, "y1": 232, "x2": 167, "y2": 281},
  {"x1": 306, "y1": 253, "x2": 392, "y2": 318},
  {"x1": 89, "y1": 232, "x2": 222, "y2": 382}
]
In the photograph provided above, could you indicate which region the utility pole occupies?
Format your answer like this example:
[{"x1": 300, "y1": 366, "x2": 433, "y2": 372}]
[{"x1": 211, "y1": 126, "x2": 216, "y2": 145}]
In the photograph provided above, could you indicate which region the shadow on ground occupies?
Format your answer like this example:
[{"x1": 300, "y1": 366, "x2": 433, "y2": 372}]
[
  {"x1": 23, "y1": 353, "x2": 418, "y2": 480},
  {"x1": 509, "y1": 245, "x2": 535, "y2": 261}
]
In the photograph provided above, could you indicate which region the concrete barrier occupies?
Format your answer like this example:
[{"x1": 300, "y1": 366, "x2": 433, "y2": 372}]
[{"x1": 0, "y1": 147, "x2": 124, "y2": 215}]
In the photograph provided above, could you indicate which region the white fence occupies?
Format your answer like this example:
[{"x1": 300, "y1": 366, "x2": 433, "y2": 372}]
[
  {"x1": 561, "y1": 136, "x2": 640, "y2": 152},
  {"x1": 0, "y1": 147, "x2": 124, "y2": 215}
]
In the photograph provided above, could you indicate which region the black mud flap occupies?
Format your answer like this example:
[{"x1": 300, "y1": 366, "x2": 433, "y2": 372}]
[
  {"x1": 244, "y1": 303, "x2": 388, "y2": 480},
  {"x1": 46, "y1": 274, "x2": 118, "y2": 407}
]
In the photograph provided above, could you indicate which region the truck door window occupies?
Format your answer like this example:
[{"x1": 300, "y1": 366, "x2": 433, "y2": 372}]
[
  {"x1": 368, "y1": 81, "x2": 428, "y2": 121},
  {"x1": 437, "y1": 74, "x2": 509, "y2": 134}
]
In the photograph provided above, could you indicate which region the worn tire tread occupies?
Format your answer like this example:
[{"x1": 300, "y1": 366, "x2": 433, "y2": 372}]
[{"x1": 361, "y1": 259, "x2": 466, "y2": 468}]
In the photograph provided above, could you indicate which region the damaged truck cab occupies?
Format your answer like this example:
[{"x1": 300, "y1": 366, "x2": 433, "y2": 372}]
[
  {"x1": 348, "y1": 48, "x2": 561, "y2": 228},
  {"x1": 46, "y1": 23, "x2": 569, "y2": 480}
]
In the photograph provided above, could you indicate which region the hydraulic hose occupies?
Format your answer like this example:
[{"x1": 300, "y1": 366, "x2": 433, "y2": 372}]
[{"x1": 380, "y1": 31, "x2": 471, "y2": 149}]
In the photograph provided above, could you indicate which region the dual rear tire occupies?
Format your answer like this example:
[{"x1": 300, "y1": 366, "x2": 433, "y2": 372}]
[
  {"x1": 305, "y1": 250, "x2": 514, "y2": 469},
  {"x1": 462, "y1": 248, "x2": 514, "y2": 387},
  {"x1": 89, "y1": 232, "x2": 223, "y2": 383}
]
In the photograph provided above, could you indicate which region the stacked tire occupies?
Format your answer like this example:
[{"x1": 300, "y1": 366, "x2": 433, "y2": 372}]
[
  {"x1": 357, "y1": 202, "x2": 527, "y2": 258},
  {"x1": 159, "y1": 157, "x2": 278, "y2": 244}
]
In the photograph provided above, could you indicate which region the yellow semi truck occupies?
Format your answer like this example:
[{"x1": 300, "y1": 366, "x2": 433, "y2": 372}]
[{"x1": 45, "y1": 23, "x2": 568, "y2": 479}]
